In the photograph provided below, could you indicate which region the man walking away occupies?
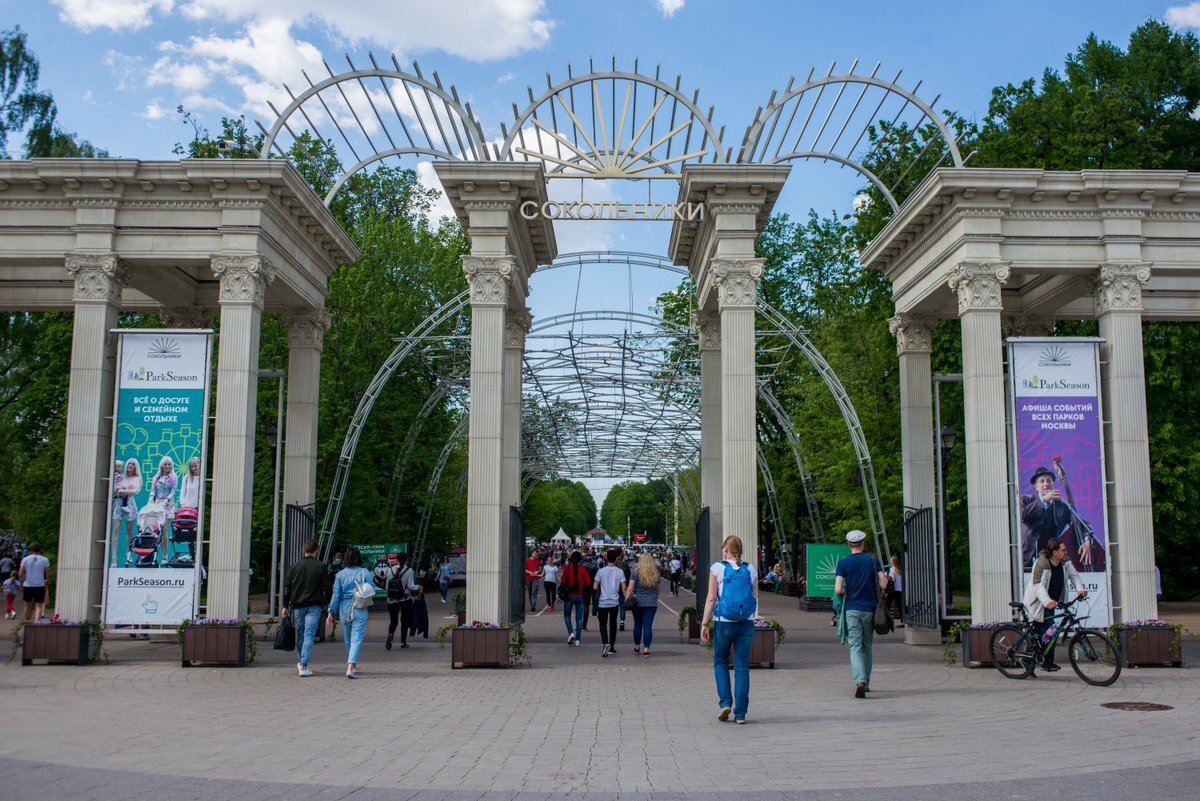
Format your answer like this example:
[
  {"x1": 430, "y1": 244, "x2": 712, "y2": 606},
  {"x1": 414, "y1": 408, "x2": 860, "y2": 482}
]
[
  {"x1": 282, "y1": 539, "x2": 331, "y2": 677},
  {"x1": 834, "y1": 530, "x2": 886, "y2": 698},
  {"x1": 593, "y1": 548, "x2": 627, "y2": 657},
  {"x1": 18, "y1": 543, "x2": 50, "y2": 621}
]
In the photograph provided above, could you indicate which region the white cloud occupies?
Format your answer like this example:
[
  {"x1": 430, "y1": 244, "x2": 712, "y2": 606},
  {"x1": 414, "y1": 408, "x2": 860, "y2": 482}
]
[
  {"x1": 416, "y1": 161, "x2": 457, "y2": 224},
  {"x1": 656, "y1": 0, "x2": 685, "y2": 17},
  {"x1": 103, "y1": 50, "x2": 147, "y2": 92},
  {"x1": 497, "y1": 72, "x2": 517, "y2": 84},
  {"x1": 53, "y1": 0, "x2": 174, "y2": 32},
  {"x1": 1166, "y1": 3, "x2": 1200, "y2": 28},
  {"x1": 141, "y1": 100, "x2": 171, "y2": 120}
]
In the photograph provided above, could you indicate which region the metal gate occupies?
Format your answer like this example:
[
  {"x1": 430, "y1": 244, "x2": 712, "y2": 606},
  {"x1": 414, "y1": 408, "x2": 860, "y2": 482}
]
[
  {"x1": 278, "y1": 503, "x2": 317, "y2": 615},
  {"x1": 694, "y1": 507, "x2": 710, "y2": 613},
  {"x1": 902, "y1": 506, "x2": 938, "y2": 629},
  {"x1": 509, "y1": 506, "x2": 526, "y2": 625}
]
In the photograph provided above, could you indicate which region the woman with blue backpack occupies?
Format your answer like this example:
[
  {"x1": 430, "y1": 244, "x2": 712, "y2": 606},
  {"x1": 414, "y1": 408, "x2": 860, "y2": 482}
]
[
  {"x1": 700, "y1": 535, "x2": 758, "y2": 724},
  {"x1": 326, "y1": 547, "x2": 374, "y2": 678}
]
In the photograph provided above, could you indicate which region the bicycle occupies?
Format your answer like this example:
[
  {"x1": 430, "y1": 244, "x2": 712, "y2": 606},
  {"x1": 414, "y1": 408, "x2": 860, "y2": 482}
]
[{"x1": 989, "y1": 597, "x2": 1121, "y2": 687}]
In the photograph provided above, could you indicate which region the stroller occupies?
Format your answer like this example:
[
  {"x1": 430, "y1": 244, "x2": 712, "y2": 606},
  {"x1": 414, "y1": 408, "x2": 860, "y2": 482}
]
[
  {"x1": 167, "y1": 505, "x2": 198, "y2": 568},
  {"x1": 126, "y1": 502, "x2": 165, "y2": 568}
]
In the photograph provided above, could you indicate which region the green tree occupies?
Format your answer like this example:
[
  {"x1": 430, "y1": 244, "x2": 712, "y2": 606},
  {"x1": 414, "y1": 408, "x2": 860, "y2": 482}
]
[{"x1": 0, "y1": 27, "x2": 54, "y2": 157}]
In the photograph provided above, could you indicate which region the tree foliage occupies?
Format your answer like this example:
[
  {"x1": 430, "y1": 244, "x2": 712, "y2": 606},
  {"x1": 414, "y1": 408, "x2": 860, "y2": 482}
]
[{"x1": 522, "y1": 479, "x2": 596, "y2": 540}]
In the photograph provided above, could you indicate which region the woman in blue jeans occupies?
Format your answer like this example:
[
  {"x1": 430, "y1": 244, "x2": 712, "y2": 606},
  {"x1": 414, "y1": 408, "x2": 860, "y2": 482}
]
[
  {"x1": 700, "y1": 535, "x2": 758, "y2": 724},
  {"x1": 326, "y1": 547, "x2": 373, "y2": 678},
  {"x1": 560, "y1": 550, "x2": 588, "y2": 646},
  {"x1": 624, "y1": 553, "x2": 661, "y2": 656}
]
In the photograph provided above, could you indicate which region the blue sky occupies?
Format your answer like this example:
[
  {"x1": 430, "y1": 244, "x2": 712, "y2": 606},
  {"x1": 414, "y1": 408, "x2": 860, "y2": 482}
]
[{"x1": 7, "y1": 0, "x2": 1198, "y2": 503}]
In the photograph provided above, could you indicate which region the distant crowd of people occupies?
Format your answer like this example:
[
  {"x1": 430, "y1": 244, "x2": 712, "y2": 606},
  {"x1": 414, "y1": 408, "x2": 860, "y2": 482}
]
[{"x1": 1, "y1": 533, "x2": 51, "y2": 621}]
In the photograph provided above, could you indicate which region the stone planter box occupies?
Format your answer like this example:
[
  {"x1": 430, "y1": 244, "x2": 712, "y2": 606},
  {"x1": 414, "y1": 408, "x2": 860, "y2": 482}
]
[
  {"x1": 181, "y1": 625, "x2": 247, "y2": 667},
  {"x1": 22, "y1": 624, "x2": 90, "y2": 666},
  {"x1": 749, "y1": 628, "x2": 776, "y2": 669},
  {"x1": 961, "y1": 626, "x2": 1005, "y2": 668},
  {"x1": 1117, "y1": 626, "x2": 1182, "y2": 668},
  {"x1": 451, "y1": 627, "x2": 510, "y2": 669},
  {"x1": 680, "y1": 610, "x2": 701, "y2": 643}
]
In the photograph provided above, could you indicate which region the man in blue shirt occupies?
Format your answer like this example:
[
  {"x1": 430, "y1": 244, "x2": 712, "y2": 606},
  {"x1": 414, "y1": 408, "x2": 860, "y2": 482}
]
[{"x1": 835, "y1": 530, "x2": 886, "y2": 699}]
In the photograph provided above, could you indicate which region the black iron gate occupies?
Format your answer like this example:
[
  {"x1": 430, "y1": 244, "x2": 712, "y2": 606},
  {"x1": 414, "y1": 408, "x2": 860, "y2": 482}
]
[
  {"x1": 902, "y1": 506, "x2": 938, "y2": 629},
  {"x1": 694, "y1": 507, "x2": 710, "y2": 614},
  {"x1": 509, "y1": 506, "x2": 526, "y2": 625},
  {"x1": 283, "y1": 504, "x2": 316, "y2": 583}
]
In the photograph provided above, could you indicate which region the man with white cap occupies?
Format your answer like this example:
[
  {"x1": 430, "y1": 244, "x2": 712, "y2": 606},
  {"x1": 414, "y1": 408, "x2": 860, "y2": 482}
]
[{"x1": 835, "y1": 529, "x2": 887, "y2": 698}]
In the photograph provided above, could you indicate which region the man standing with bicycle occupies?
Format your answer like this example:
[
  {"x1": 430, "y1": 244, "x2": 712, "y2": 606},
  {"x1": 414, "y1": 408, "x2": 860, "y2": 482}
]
[{"x1": 1023, "y1": 536, "x2": 1088, "y2": 672}]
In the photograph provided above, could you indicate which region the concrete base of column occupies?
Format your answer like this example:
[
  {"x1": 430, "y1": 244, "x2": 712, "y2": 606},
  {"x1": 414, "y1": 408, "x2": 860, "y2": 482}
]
[{"x1": 904, "y1": 626, "x2": 942, "y2": 646}]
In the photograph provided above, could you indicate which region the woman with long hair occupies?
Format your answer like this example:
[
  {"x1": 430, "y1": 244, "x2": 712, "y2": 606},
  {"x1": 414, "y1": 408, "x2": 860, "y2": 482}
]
[
  {"x1": 178, "y1": 456, "x2": 201, "y2": 509},
  {"x1": 886, "y1": 554, "x2": 903, "y2": 623},
  {"x1": 150, "y1": 457, "x2": 177, "y2": 561},
  {"x1": 625, "y1": 553, "x2": 661, "y2": 656},
  {"x1": 700, "y1": 535, "x2": 758, "y2": 724},
  {"x1": 560, "y1": 550, "x2": 588, "y2": 646},
  {"x1": 112, "y1": 459, "x2": 142, "y2": 552},
  {"x1": 327, "y1": 547, "x2": 373, "y2": 678}
]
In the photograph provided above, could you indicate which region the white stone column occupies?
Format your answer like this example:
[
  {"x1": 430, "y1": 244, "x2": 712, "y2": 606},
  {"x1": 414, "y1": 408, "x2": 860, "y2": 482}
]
[
  {"x1": 948, "y1": 262, "x2": 1012, "y2": 624},
  {"x1": 281, "y1": 308, "x2": 330, "y2": 511},
  {"x1": 714, "y1": 259, "x2": 763, "y2": 565},
  {"x1": 693, "y1": 309, "x2": 723, "y2": 557},
  {"x1": 55, "y1": 255, "x2": 127, "y2": 621},
  {"x1": 463, "y1": 256, "x2": 511, "y2": 624},
  {"x1": 889, "y1": 315, "x2": 937, "y2": 511},
  {"x1": 1091, "y1": 264, "x2": 1156, "y2": 622},
  {"x1": 207, "y1": 255, "x2": 274, "y2": 619},
  {"x1": 501, "y1": 306, "x2": 530, "y2": 622}
]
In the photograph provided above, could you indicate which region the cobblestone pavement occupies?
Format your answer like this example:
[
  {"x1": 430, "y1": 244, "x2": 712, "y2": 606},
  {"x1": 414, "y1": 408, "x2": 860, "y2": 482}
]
[{"x1": 2, "y1": 587, "x2": 1197, "y2": 800}]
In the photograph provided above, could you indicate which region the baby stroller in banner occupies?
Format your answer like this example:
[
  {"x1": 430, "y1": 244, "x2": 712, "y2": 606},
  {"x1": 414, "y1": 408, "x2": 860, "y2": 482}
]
[
  {"x1": 167, "y1": 505, "x2": 198, "y2": 568},
  {"x1": 127, "y1": 501, "x2": 166, "y2": 568}
]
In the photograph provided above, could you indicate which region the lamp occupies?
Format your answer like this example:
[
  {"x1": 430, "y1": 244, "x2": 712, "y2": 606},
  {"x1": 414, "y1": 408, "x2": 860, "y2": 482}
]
[
  {"x1": 265, "y1": 424, "x2": 279, "y2": 450},
  {"x1": 939, "y1": 426, "x2": 956, "y2": 453}
]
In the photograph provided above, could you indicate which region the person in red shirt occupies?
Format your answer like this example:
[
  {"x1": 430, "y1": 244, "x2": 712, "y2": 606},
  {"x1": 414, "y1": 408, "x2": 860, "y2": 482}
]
[
  {"x1": 560, "y1": 550, "x2": 588, "y2": 645},
  {"x1": 525, "y1": 548, "x2": 544, "y2": 612}
]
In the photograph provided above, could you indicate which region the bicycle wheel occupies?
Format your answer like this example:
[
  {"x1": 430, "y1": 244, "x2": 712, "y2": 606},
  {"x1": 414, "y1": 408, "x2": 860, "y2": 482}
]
[
  {"x1": 989, "y1": 625, "x2": 1034, "y2": 679},
  {"x1": 1068, "y1": 630, "x2": 1121, "y2": 686}
]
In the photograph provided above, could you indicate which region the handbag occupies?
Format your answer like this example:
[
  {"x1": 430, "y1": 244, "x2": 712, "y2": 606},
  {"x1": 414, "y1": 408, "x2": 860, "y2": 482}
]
[
  {"x1": 622, "y1": 594, "x2": 640, "y2": 611},
  {"x1": 873, "y1": 560, "x2": 895, "y2": 635},
  {"x1": 274, "y1": 614, "x2": 296, "y2": 651}
]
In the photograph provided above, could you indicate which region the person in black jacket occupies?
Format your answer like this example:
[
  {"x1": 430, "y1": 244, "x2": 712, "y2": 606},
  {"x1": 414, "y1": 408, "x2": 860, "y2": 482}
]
[{"x1": 282, "y1": 539, "x2": 331, "y2": 677}]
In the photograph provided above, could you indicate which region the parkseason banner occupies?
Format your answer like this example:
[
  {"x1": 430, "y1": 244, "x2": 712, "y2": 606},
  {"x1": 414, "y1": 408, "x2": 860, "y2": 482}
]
[
  {"x1": 104, "y1": 331, "x2": 212, "y2": 625},
  {"x1": 1008, "y1": 338, "x2": 1112, "y2": 626}
]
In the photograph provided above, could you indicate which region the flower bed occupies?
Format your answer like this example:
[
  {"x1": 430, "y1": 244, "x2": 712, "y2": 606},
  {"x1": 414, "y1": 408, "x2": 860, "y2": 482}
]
[
  {"x1": 749, "y1": 619, "x2": 785, "y2": 669},
  {"x1": 437, "y1": 621, "x2": 528, "y2": 668},
  {"x1": 1110, "y1": 620, "x2": 1183, "y2": 668},
  {"x1": 177, "y1": 618, "x2": 254, "y2": 667},
  {"x1": 945, "y1": 621, "x2": 1006, "y2": 667},
  {"x1": 16, "y1": 617, "x2": 103, "y2": 666}
]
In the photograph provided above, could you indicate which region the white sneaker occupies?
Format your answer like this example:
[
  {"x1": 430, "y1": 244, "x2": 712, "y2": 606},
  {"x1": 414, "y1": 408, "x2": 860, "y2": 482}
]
[
  {"x1": 601, "y1": 644, "x2": 611, "y2": 657},
  {"x1": 298, "y1": 667, "x2": 314, "y2": 677},
  {"x1": 573, "y1": 639, "x2": 581, "y2": 647},
  {"x1": 346, "y1": 667, "x2": 357, "y2": 679},
  {"x1": 567, "y1": 634, "x2": 575, "y2": 645}
]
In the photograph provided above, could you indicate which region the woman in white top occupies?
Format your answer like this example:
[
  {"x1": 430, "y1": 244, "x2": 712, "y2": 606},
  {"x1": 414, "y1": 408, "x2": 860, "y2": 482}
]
[
  {"x1": 542, "y1": 557, "x2": 560, "y2": 612},
  {"x1": 700, "y1": 535, "x2": 758, "y2": 724},
  {"x1": 178, "y1": 457, "x2": 201, "y2": 509},
  {"x1": 887, "y1": 555, "x2": 904, "y2": 623},
  {"x1": 112, "y1": 460, "x2": 142, "y2": 550}
]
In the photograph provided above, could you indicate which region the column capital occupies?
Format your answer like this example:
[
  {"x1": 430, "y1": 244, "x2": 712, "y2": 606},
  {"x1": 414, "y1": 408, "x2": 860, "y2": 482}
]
[
  {"x1": 711, "y1": 258, "x2": 763, "y2": 310},
  {"x1": 282, "y1": 307, "x2": 332, "y2": 351},
  {"x1": 504, "y1": 307, "x2": 533, "y2": 348},
  {"x1": 1002, "y1": 315, "x2": 1055, "y2": 337},
  {"x1": 1090, "y1": 263, "x2": 1151, "y2": 315},
  {"x1": 948, "y1": 261, "x2": 1010, "y2": 314},
  {"x1": 212, "y1": 254, "x2": 276, "y2": 307},
  {"x1": 160, "y1": 306, "x2": 215, "y2": 329},
  {"x1": 462, "y1": 255, "x2": 514, "y2": 305},
  {"x1": 887, "y1": 314, "x2": 936, "y2": 355},
  {"x1": 692, "y1": 309, "x2": 722, "y2": 351},
  {"x1": 66, "y1": 254, "x2": 128, "y2": 305}
]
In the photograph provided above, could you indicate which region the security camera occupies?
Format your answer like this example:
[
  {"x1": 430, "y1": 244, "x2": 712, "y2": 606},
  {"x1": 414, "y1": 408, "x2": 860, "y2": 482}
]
[{"x1": 216, "y1": 139, "x2": 236, "y2": 151}]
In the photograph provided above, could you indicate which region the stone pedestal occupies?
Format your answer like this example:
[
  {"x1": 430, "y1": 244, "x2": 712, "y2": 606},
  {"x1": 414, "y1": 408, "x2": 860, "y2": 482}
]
[
  {"x1": 55, "y1": 255, "x2": 127, "y2": 622},
  {"x1": 207, "y1": 255, "x2": 274, "y2": 619},
  {"x1": 950, "y1": 262, "x2": 1012, "y2": 624},
  {"x1": 1093, "y1": 264, "x2": 1157, "y2": 622}
]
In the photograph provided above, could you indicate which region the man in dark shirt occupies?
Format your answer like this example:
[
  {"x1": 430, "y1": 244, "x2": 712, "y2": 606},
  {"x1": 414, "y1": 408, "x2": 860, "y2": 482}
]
[
  {"x1": 835, "y1": 530, "x2": 886, "y2": 699},
  {"x1": 282, "y1": 539, "x2": 331, "y2": 677}
]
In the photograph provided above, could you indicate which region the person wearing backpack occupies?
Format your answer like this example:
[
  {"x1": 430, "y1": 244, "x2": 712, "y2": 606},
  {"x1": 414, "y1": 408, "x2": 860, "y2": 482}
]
[
  {"x1": 560, "y1": 550, "x2": 588, "y2": 646},
  {"x1": 700, "y1": 535, "x2": 758, "y2": 724},
  {"x1": 385, "y1": 552, "x2": 421, "y2": 650},
  {"x1": 326, "y1": 547, "x2": 374, "y2": 678}
]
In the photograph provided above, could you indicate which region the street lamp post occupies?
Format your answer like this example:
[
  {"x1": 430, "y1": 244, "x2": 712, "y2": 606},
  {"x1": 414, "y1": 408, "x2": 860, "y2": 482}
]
[
  {"x1": 261, "y1": 369, "x2": 285, "y2": 617},
  {"x1": 935, "y1": 424, "x2": 956, "y2": 616}
]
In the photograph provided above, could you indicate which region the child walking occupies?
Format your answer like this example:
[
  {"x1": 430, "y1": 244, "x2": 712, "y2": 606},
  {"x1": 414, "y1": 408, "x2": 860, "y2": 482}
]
[{"x1": 3, "y1": 572, "x2": 20, "y2": 619}]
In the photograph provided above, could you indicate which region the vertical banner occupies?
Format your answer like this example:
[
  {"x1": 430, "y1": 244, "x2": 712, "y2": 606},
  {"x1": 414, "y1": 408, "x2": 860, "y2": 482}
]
[
  {"x1": 805, "y1": 543, "x2": 847, "y2": 599},
  {"x1": 1008, "y1": 338, "x2": 1112, "y2": 626},
  {"x1": 104, "y1": 331, "x2": 213, "y2": 625}
]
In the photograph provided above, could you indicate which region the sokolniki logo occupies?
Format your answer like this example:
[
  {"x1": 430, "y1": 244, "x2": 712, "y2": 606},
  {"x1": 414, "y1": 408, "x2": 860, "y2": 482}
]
[
  {"x1": 1038, "y1": 345, "x2": 1071, "y2": 367},
  {"x1": 147, "y1": 337, "x2": 182, "y2": 359}
]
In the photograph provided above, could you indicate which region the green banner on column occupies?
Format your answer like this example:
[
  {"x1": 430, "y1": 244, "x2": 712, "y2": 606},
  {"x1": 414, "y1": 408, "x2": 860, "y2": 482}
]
[
  {"x1": 805, "y1": 543, "x2": 847, "y2": 599},
  {"x1": 105, "y1": 331, "x2": 212, "y2": 625}
]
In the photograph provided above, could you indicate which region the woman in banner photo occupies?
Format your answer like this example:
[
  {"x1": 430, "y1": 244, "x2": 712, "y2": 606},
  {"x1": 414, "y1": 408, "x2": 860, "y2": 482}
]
[
  {"x1": 149, "y1": 457, "x2": 178, "y2": 562},
  {"x1": 112, "y1": 458, "x2": 142, "y2": 552},
  {"x1": 178, "y1": 456, "x2": 201, "y2": 509}
]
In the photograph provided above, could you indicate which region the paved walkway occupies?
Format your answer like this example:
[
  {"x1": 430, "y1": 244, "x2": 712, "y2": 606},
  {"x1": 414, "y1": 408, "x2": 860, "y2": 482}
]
[{"x1": 2, "y1": 585, "x2": 1197, "y2": 800}]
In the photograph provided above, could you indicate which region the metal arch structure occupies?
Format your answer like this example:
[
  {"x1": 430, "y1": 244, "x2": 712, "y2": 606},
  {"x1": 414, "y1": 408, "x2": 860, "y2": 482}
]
[
  {"x1": 498, "y1": 58, "x2": 727, "y2": 179},
  {"x1": 738, "y1": 61, "x2": 965, "y2": 211},
  {"x1": 256, "y1": 54, "x2": 488, "y2": 206},
  {"x1": 317, "y1": 251, "x2": 886, "y2": 565}
]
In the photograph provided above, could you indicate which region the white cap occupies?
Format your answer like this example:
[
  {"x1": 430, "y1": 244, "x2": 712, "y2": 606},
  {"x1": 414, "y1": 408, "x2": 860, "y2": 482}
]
[{"x1": 845, "y1": 530, "x2": 867, "y2": 543}]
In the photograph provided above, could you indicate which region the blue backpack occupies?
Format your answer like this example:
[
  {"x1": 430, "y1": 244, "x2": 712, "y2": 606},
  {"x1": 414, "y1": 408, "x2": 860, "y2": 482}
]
[{"x1": 716, "y1": 562, "x2": 755, "y2": 621}]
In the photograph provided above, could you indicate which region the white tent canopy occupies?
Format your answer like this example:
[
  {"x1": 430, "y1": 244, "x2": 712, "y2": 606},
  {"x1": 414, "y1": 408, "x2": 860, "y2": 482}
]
[{"x1": 551, "y1": 528, "x2": 570, "y2": 542}]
